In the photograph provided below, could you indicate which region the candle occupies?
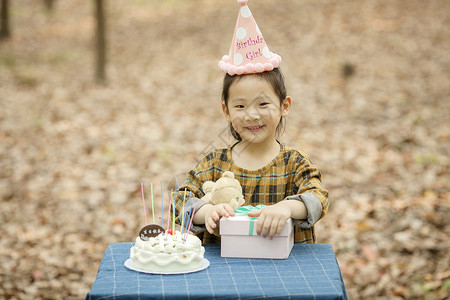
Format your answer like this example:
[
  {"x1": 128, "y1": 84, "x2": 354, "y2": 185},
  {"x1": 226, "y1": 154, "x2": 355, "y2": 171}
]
[
  {"x1": 185, "y1": 198, "x2": 199, "y2": 240},
  {"x1": 141, "y1": 182, "x2": 147, "y2": 225},
  {"x1": 172, "y1": 188, "x2": 177, "y2": 233},
  {"x1": 182, "y1": 191, "x2": 192, "y2": 235},
  {"x1": 166, "y1": 189, "x2": 173, "y2": 233},
  {"x1": 151, "y1": 182, "x2": 155, "y2": 224},
  {"x1": 180, "y1": 188, "x2": 187, "y2": 234},
  {"x1": 160, "y1": 180, "x2": 164, "y2": 228}
]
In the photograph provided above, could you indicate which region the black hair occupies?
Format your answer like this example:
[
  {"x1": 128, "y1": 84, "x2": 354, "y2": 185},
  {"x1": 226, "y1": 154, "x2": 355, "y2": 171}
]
[{"x1": 221, "y1": 68, "x2": 287, "y2": 141}]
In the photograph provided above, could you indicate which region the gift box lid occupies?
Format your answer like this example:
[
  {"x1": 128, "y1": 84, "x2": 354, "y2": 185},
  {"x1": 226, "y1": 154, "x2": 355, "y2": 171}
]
[{"x1": 220, "y1": 215, "x2": 293, "y2": 237}]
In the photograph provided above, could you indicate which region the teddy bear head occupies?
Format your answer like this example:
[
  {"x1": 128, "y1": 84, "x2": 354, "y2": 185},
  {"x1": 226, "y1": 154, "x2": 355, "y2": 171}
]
[{"x1": 202, "y1": 171, "x2": 245, "y2": 210}]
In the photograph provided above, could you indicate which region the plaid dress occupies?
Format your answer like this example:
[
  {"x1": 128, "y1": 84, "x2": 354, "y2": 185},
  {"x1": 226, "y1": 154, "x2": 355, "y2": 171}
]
[{"x1": 175, "y1": 142, "x2": 329, "y2": 244}]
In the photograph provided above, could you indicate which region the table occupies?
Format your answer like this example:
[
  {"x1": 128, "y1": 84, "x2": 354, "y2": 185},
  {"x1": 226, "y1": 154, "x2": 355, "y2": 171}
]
[{"x1": 85, "y1": 243, "x2": 348, "y2": 300}]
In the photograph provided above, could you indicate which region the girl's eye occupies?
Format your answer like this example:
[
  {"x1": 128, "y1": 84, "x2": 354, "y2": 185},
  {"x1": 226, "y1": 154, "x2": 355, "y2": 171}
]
[
  {"x1": 235, "y1": 105, "x2": 245, "y2": 109},
  {"x1": 259, "y1": 102, "x2": 269, "y2": 107}
]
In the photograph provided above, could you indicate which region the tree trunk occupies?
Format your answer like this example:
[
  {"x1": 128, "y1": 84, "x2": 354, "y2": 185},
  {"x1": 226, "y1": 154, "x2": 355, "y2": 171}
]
[
  {"x1": 0, "y1": 0, "x2": 10, "y2": 40},
  {"x1": 94, "y1": 0, "x2": 106, "y2": 83}
]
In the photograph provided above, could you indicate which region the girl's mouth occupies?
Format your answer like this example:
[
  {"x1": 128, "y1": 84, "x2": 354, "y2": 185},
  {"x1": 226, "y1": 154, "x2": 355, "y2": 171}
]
[{"x1": 245, "y1": 125, "x2": 264, "y2": 132}]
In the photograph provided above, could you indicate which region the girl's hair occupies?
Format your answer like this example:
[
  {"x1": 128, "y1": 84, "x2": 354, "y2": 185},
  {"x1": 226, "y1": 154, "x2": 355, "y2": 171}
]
[{"x1": 221, "y1": 68, "x2": 287, "y2": 141}]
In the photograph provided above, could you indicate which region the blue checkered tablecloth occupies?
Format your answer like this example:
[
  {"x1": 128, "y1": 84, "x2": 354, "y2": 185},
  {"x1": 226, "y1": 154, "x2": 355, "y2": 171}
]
[{"x1": 86, "y1": 243, "x2": 348, "y2": 300}]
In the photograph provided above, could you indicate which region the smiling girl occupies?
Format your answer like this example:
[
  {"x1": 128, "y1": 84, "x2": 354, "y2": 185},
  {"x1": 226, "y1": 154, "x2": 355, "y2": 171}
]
[{"x1": 175, "y1": 68, "x2": 329, "y2": 244}]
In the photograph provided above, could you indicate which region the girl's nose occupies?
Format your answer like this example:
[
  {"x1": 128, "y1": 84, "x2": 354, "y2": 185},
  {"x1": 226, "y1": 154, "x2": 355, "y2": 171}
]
[{"x1": 244, "y1": 108, "x2": 260, "y2": 121}]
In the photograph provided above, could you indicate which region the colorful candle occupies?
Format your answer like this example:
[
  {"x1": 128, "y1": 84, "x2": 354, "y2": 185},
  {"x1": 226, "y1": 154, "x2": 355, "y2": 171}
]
[
  {"x1": 185, "y1": 198, "x2": 199, "y2": 240},
  {"x1": 172, "y1": 188, "x2": 177, "y2": 233},
  {"x1": 180, "y1": 188, "x2": 187, "y2": 234},
  {"x1": 182, "y1": 191, "x2": 192, "y2": 235},
  {"x1": 151, "y1": 182, "x2": 155, "y2": 224},
  {"x1": 160, "y1": 180, "x2": 164, "y2": 228},
  {"x1": 141, "y1": 182, "x2": 147, "y2": 225},
  {"x1": 166, "y1": 189, "x2": 173, "y2": 233}
]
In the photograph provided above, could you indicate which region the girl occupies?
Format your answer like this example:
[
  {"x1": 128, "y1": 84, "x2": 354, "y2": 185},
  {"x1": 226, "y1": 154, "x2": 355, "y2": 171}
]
[
  {"x1": 175, "y1": 0, "x2": 328, "y2": 244},
  {"x1": 175, "y1": 68, "x2": 329, "y2": 244}
]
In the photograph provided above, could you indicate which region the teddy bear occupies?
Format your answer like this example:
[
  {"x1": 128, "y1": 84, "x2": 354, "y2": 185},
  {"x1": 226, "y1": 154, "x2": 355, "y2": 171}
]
[{"x1": 201, "y1": 171, "x2": 245, "y2": 210}]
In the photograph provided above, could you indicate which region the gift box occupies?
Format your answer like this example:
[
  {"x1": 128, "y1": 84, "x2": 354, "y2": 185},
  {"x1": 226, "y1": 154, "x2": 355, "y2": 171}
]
[{"x1": 219, "y1": 206, "x2": 294, "y2": 259}]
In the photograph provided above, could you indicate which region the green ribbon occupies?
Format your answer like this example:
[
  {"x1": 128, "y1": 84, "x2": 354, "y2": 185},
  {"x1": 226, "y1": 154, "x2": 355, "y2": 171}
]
[
  {"x1": 248, "y1": 217, "x2": 257, "y2": 236},
  {"x1": 234, "y1": 205, "x2": 266, "y2": 216},
  {"x1": 234, "y1": 205, "x2": 266, "y2": 236}
]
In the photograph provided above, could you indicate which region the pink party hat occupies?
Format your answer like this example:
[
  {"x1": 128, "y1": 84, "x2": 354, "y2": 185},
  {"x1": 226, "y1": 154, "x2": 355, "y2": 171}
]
[{"x1": 219, "y1": 0, "x2": 282, "y2": 76}]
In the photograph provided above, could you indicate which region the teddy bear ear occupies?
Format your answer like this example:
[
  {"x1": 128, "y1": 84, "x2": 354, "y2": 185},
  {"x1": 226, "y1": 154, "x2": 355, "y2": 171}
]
[
  {"x1": 222, "y1": 171, "x2": 235, "y2": 179},
  {"x1": 203, "y1": 181, "x2": 215, "y2": 192}
]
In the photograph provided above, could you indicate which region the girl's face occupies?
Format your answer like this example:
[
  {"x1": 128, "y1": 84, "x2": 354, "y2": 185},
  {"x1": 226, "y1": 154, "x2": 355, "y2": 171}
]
[{"x1": 222, "y1": 75, "x2": 291, "y2": 146}]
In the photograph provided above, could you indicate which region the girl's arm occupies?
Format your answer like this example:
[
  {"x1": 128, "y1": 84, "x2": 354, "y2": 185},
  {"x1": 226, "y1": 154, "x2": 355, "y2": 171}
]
[
  {"x1": 288, "y1": 154, "x2": 329, "y2": 227},
  {"x1": 248, "y1": 150, "x2": 328, "y2": 239}
]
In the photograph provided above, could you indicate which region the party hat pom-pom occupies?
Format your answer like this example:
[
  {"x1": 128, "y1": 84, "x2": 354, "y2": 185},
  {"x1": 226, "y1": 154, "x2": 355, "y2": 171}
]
[
  {"x1": 255, "y1": 63, "x2": 265, "y2": 73},
  {"x1": 245, "y1": 63, "x2": 255, "y2": 74},
  {"x1": 238, "y1": 0, "x2": 248, "y2": 5},
  {"x1": 264, "y1": 63, "x2": 274, "y2": 72},
  {"x1": 236, "y1": 66, "x2": 245, "y2": 75}
]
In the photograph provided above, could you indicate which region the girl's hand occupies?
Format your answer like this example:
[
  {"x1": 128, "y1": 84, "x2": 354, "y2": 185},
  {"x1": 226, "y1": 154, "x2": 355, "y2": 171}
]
[
  {"x1": 204, "y1": 203, "x2": 235, "y2": 234},
  {"x1": 247, "y1": 202, "x2": 291, "y2": 239}
]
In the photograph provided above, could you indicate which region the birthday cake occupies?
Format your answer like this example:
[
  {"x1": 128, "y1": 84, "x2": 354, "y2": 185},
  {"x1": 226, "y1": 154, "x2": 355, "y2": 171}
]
[{"x1": 130, "y1": 230, "x2": 205, "y2": 273}]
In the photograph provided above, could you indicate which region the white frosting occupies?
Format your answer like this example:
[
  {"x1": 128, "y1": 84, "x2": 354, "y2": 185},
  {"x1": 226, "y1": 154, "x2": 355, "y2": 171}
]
[{"x1": 130, "y1": 231, "x2": 205, "y2": 272}]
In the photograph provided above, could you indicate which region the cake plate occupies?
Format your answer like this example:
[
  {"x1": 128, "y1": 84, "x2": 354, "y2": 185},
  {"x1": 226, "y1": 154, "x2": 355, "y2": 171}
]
[{"x1": 124, "y1": 258, "x2": 210, "y2": 275}]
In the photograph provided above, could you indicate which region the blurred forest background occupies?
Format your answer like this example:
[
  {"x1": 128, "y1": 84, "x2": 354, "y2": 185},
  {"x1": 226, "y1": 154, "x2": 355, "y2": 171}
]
[{"x1": 0, "y1": 0, "x2": 449, "y2": 299}]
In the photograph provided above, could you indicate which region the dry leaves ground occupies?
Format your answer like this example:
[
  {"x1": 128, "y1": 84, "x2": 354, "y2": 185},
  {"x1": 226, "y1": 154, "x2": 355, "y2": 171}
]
[{"x1": 0, "y1": 0, "x2": 449, "y2": 299}]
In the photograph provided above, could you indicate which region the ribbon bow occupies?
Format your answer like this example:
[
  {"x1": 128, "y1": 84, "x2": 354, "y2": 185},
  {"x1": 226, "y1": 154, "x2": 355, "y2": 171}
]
[{"x1": 234, "y1": 205, "x2": 266, "y2": 216}]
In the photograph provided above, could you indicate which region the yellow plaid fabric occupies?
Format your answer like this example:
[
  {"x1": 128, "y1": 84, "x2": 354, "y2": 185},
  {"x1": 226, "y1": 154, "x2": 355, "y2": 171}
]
[{"x1": 175, "y1": 142, "x2": 329, "y2": 244}]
